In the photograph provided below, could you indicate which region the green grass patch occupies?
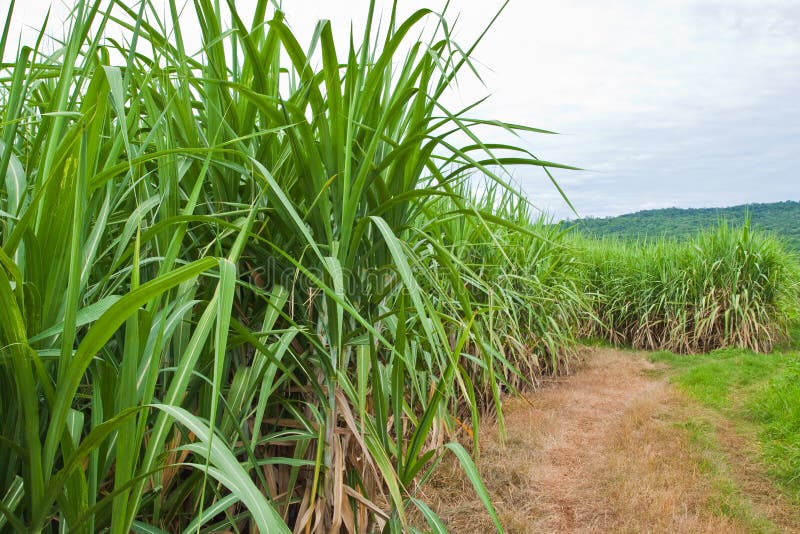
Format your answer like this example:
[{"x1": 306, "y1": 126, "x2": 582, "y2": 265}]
[
  {"x1": 652, "y1": 348, "x2": 800, "y2": 501},
  {"x1": 749, "y1": 359, "x2": 800, "y2": 495},
  {"x1": 678, "y1": 419, "x2": 737, "y2": 521},
  {"x1": 675, "y1": 415, "x2": 776, "y2": 531},
  {"x1": 650, "y1": 348, "x2": 787, "y2": 410}
]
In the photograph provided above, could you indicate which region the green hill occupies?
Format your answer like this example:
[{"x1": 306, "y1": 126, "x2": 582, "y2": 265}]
[{"x1": 564, "y1": 201, "x2": 800, "y2": 251}]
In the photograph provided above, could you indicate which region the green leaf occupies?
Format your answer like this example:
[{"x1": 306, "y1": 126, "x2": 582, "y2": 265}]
[
  {"x1": 444, "y1": 442, "x2": 503, "y2": 533},
  {"x1": 43, "y1": 257, "x2": 217, "y2": 475},
  {"x1": 156, "y1": 405, "x2": 290, "y2": 533}
]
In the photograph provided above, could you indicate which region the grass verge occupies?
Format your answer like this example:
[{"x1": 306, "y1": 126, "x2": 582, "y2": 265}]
[{"x1": 651, "y1": 347, "x2": 800, "y2": 502}]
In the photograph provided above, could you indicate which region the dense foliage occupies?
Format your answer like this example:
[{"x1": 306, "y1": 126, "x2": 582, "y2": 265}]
[
  {"x1": 0, "y1": 1, "x2": 585, "y2": 532},
  {"x1": 565, "y1": 201, "x2": 800, "y2": 251},
  {"x1": 578, "y1": 223, "x2": 800, "y2": 353}
]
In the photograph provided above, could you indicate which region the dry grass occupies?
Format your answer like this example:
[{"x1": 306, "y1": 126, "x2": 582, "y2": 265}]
[
  {"x1": 417, "y1": 348, "x2": 796, "y2": 533},
  {"x1": 594, "y1": 387, "x2": 747, "y2": 533},
  {"x1": 712, "y1": 415, "x2": 800, "y2": 532}
]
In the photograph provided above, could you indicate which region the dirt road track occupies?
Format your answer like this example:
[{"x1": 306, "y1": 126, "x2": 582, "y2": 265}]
[{"x1": 421, "y1": 348, "x2": 800, "y2": 533}]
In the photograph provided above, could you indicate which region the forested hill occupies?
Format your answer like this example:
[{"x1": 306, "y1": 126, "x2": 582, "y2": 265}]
[{"x1": 564, "y1": 201, "x2": 800, "y2": 250}]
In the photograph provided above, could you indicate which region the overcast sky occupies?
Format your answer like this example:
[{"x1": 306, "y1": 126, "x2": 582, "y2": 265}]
[{"x1": 6, "y1": 0, "x2": 799, "y2": 219}]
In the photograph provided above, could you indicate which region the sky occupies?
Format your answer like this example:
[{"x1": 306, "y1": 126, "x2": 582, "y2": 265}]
[{"x1": 5, "y1": 0, "x2": 799, "y2": 219}]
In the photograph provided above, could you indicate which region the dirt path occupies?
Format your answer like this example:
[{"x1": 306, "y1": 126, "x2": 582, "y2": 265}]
[{"x1": 421, "y1": 347, "x2": 800, "y2": 533}]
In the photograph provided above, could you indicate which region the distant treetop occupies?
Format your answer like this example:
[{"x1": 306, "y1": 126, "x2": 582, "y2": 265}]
[{"x1": 561, "y1": 200, "x2": 800, "y2": 251}]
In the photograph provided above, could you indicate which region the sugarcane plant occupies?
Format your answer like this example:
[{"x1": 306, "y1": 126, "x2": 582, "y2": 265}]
[{"x1": 0, "y1": 0, "x2": 583, "y2": 532}]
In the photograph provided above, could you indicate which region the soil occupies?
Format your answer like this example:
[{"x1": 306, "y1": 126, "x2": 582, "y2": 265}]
[{"x1": 418, "y1": 347, "x2": 800, "y2": 533}]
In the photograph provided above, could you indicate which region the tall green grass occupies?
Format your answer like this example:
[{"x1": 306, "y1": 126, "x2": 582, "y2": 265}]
[
  {"x1": 0, "y1": 1, "x2": 582, "y2": 532},
  {"x1": 579, "y1": 222, "x2": 800, "y2": 353},
  {"x1": 422, "y1": 181, "x2": 586, "y2": 422}
]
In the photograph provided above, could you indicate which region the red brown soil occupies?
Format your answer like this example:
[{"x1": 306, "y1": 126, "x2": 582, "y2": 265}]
[{"x1": 418, "y1": 347, "x2": 800, "y2": 533}]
